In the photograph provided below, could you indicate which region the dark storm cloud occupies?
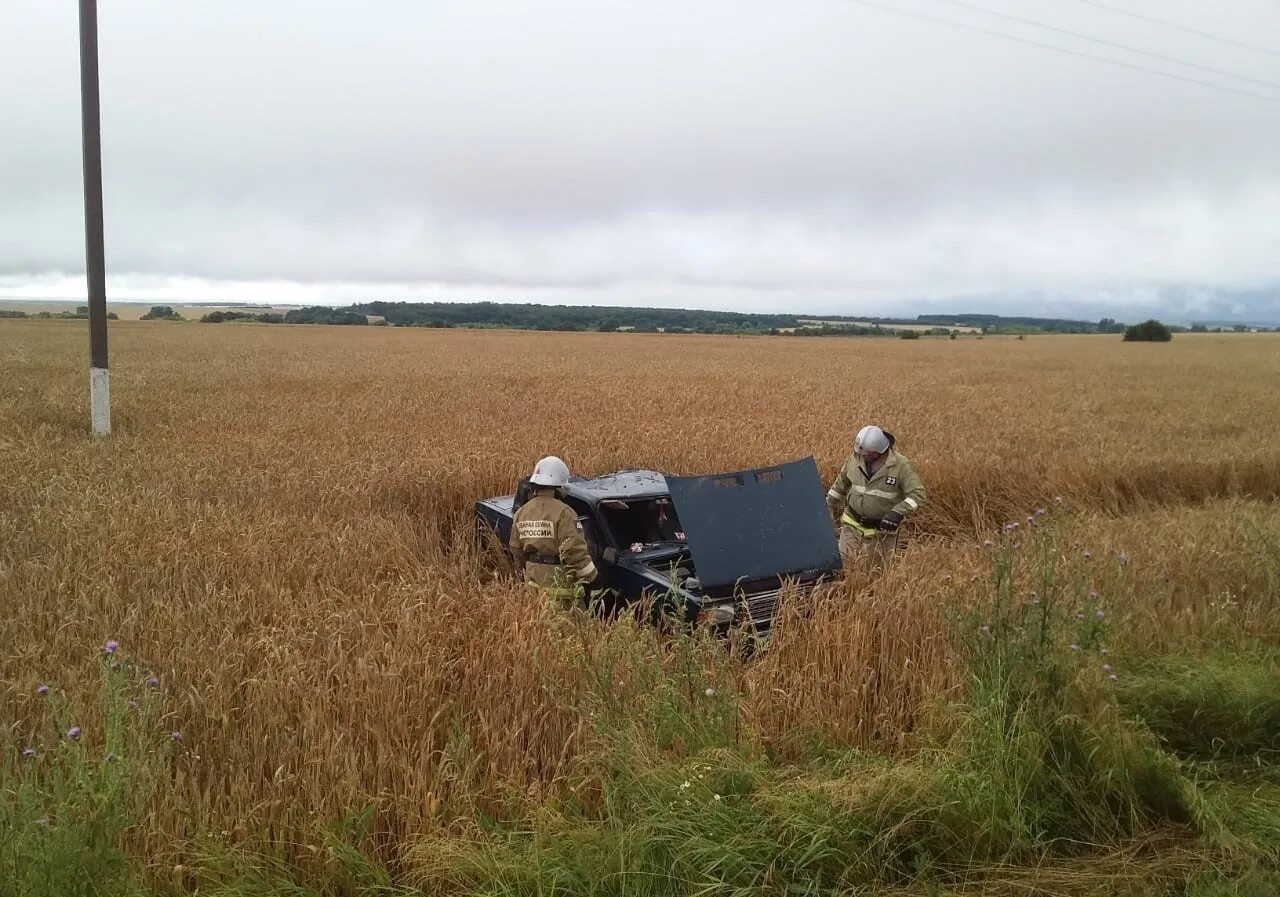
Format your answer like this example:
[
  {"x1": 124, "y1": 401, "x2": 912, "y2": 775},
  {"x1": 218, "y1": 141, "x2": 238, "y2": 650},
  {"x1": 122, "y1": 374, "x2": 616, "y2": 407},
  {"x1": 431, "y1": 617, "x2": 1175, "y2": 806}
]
[{"x1": 2, "y1": 0, "x2": 1279, "y2": 318}]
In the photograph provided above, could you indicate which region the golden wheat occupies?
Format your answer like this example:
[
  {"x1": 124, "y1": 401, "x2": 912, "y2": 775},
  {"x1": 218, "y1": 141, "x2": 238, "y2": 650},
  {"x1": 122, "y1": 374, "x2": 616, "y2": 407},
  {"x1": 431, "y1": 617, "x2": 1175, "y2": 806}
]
[{"x1": 2, "y1": 320, "x2": 1278, "y2": 863}]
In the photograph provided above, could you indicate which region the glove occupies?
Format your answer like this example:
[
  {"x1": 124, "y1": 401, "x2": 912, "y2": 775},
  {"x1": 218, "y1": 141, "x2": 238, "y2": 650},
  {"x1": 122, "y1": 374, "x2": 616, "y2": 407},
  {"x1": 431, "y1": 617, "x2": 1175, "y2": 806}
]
[{"x1": 879, "y1": 510, "x2": 903, "y2": 532}]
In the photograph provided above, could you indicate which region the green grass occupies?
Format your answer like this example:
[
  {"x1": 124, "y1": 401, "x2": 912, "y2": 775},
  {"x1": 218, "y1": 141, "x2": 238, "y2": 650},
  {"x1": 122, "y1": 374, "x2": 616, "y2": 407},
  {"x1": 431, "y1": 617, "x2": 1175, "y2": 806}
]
[
  {"x1": 1, "y1": 649, "x2": 168, "y2": 897},
  {"x1": 1115, "y1": 647, "x2": 1280, "y2": 760}
]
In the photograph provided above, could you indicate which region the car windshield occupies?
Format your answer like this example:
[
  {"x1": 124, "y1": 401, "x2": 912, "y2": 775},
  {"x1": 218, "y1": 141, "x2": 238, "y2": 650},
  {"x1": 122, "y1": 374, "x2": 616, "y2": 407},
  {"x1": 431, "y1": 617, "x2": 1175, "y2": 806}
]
[{"x1": 599, "y1": 497, "x2": 685, "y2": 550}]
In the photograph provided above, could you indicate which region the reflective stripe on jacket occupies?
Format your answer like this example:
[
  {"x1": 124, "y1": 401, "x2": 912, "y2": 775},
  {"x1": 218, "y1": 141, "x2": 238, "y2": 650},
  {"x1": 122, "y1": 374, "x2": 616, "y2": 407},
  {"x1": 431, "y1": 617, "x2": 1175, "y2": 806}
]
[{"x1": 826, "y1": 448, "x2": 926, "y2": 525}]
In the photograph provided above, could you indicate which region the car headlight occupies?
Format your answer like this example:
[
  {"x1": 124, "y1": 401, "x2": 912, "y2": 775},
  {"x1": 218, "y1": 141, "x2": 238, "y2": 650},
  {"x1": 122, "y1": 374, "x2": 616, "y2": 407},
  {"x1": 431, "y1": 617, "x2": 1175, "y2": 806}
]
[{"x1": 706, "y1": 604, "x2": 735, "y2": 626}]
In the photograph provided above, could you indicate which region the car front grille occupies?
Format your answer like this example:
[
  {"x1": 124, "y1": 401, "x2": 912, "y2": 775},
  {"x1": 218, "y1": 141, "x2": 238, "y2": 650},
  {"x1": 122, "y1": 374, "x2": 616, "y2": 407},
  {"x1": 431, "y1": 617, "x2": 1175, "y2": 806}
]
[{"x1": 739, "y1": 581, "x2": 817, "y2": 626}]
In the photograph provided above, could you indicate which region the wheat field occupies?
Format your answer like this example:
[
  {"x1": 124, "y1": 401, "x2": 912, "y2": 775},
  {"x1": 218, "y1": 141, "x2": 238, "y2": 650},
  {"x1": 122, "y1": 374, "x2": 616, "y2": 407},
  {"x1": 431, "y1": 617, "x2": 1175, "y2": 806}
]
[{"x1": 3, "y1": 319, "x2": 1279, "y2": 880}]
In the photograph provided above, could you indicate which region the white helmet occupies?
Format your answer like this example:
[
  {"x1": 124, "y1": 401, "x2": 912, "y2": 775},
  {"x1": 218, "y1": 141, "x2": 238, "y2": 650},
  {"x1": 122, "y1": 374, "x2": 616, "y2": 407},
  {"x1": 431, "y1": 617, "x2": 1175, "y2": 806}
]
[
  {"x1": 854, "y1": 425, "x2": 889, "y2": 456},
  {"x1": 529, "y1": 455, "x2": 571, "y2": 487}
]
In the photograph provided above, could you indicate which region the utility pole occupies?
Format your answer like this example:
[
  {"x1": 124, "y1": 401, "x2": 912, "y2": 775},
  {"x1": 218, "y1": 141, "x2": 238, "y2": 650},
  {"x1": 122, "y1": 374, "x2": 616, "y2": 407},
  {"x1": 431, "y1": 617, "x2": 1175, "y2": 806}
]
[{"x1": 79, "y1": 0, "x2": 110, "y2": 436}]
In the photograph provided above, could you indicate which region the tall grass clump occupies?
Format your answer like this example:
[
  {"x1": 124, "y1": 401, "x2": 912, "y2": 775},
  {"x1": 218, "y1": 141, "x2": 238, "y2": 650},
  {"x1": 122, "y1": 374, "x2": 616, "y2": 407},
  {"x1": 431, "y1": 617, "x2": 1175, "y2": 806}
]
[
  {"x1": 1, "y1": 641, "x2": 176, "y2": 897},
  {"x1": 1115, "y1": 648, "x2": 1280, "y2": 761},
  {"x1": 928, "y1": 508, "x2": 1201, "y2": 853}
]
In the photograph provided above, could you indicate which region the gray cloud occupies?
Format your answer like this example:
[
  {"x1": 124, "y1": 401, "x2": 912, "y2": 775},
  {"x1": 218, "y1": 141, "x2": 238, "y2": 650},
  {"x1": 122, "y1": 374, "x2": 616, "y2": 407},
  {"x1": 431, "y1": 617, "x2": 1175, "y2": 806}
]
[{"x1": 3, "y1": 0, "x2": 1279, "y2": 320}]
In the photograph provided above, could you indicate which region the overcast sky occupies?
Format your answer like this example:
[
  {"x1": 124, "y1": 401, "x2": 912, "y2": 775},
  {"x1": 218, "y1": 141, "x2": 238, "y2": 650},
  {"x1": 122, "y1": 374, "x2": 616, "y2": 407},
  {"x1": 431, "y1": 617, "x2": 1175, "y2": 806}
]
[{"x1": 3, "y1": 0, "x2": 1279, "y2": 321}]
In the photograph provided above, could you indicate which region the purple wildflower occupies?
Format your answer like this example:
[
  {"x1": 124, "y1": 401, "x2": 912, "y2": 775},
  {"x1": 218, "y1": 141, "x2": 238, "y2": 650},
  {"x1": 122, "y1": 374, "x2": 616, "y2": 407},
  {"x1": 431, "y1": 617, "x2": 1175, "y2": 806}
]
[
  {"x1": 169, "y1": 731, "x2": 182, "y2": 742},
  {"x1": 35, "y1": 817, "x2": 50, "y2": 827},
  {"x1": 1075, "y1": 612, "x2": 1085, "y2": 620},
  {"x1": 1054, "y1": 496, "x2": 1063, "y2": 504},
  {"x1": 1102, "y1": 664, "x2": 1113, "y2": 673},
  {"x1": 1108, "y1": 674, "x2": 1118, "y2": 682},
  {"x1": 983, "y1": 540, "x2": 993, "y2": 548},
  {"x1": 1083, "y1": 551, "x2": 1092, "y2": 560},
  {"x1": 1036, "y1": 507, "x2": 1047, "y2": 517},
  {"x1": 1027, "y1": 516, "x2": 1035, "y2": 526},
  {"x1": 1118, "y1": 552, "x2": 1129, "y2": 566},
  {"x1": 22, "y1": 748, "x2": 36, "y2": 759},
  {"x1": 1088, "y1": 590, "x2": 1098, "y2": 600},
  {"x1": 36, "y1": 684, "x2": 49, "y2": 697},
  {"x1": 146, "y1": 676, "x2": 159, "y2": 688},
  {"x1": 1096, "y1": 609, "x2": 1105, "y2": 620},
  {"x1": 1099, "y1": 647, "x2": 1109, "y2": 656},
  {"x1": 66, "y1": 726, "x2": 81, "y2": 739},
  {"x1": 102, "y1": 639, "x2": 120, "y2": 655},
  {"x1": 127, "y1": 699, "x2": 139, "y2": 710},
  {"x1": 1004, "y1": 522, "x2": 1019, "y2": 532}
]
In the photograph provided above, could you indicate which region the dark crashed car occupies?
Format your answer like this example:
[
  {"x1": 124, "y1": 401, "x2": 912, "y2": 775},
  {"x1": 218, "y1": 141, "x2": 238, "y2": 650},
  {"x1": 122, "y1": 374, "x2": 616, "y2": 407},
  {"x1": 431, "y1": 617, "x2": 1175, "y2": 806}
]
[{"x1": 474, "y1": 456, "x2": 843, "y2": 635}]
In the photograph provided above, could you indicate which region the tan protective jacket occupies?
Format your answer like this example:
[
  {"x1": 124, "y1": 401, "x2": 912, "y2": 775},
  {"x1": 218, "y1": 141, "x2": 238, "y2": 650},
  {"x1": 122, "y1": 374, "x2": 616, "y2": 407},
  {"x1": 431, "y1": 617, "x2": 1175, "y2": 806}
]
[
  {"x1": 508, "y1": 491, "x2": 598, "y2": 589},
  {"x1": 826, "y1": 447, "x2": 926, "y2": 530}
]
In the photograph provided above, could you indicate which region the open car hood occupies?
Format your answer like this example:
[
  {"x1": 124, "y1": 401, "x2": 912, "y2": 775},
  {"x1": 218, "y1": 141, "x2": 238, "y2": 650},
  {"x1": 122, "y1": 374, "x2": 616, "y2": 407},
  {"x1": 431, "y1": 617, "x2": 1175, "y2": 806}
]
[{"x1": 665, "y1": 456, "x2": 841, "y2": 591}]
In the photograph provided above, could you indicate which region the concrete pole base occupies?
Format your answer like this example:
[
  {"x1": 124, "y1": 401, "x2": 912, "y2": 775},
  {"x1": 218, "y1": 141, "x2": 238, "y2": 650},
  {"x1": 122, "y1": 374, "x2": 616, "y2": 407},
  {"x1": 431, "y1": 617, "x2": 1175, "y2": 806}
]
[{"x1": 90, "y1": 366, "x2": 111, "y2": 436}]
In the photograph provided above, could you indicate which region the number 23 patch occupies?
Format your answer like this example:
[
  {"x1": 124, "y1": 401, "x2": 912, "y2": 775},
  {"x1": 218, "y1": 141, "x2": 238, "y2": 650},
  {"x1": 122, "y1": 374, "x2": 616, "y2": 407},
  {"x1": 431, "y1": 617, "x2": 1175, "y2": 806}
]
[{"x1": 885, "y1": 476, "x2": 897, "y2": 486}]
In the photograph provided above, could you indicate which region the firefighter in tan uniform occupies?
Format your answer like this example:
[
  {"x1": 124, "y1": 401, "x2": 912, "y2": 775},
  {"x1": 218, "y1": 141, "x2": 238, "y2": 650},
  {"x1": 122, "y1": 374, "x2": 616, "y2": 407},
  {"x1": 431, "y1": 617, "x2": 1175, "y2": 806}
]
[
  {"x1": 826, "y1": 425, "x2": 926, "y2": 573},
  {"x1": 508, "y1": 456, "x2": 599, "y2": 607}
]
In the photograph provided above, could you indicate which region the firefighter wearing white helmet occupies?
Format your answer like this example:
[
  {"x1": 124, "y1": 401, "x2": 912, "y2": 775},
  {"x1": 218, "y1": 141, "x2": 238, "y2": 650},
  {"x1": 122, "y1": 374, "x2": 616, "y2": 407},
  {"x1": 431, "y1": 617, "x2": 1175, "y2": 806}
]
[
  {"x1": 826, "y1": 425, "x2": 926, "y2": 572},
  {"x1": 509, "y1": 456, "x2": 598, "y2": 605}
]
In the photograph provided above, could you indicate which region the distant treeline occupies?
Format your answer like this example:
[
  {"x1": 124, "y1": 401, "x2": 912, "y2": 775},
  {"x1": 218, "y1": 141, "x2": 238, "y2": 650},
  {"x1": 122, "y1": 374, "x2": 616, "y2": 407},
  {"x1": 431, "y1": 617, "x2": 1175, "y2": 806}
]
[
  {"x1": 4, "y1": 302, "x2": 1274, "y2": 335},
  {"x1": 285, "y1": 302, "x2": 1274, "y2": 336},
  {"x1": 201, "y1": 308, "x2": 364, "y2": 324},
  {"x1": 289, "y1": 301, "x2": 1133, "y2": 335},
  {"x1": 345, "y1": 301, "x2": 805, "y2": 334},
  {"x1": 202, "y1": 310, "x2": 285, "y2": 324},
  {"x1": 0, "y1": 306, "x2": 118, "y2": 320},
  {"x1": 916, "y1": 314, "x2": 1111, "y2": 334}
]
